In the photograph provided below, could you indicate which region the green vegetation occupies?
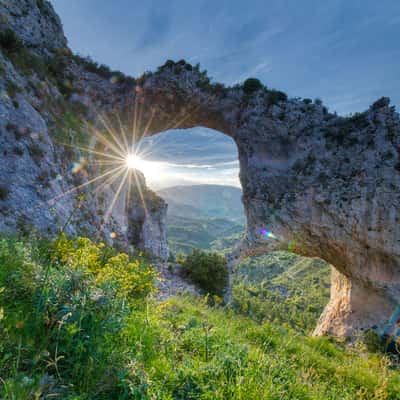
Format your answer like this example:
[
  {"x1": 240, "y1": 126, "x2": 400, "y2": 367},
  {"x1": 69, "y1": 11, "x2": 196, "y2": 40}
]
[
  {"x1": 182, "y1": 249, "x2": 228, "y2": 296},
  {"x1": 232, "y1": 252, "x2": 330, "y2": 333},
  {"x1": 0, "y1": 29, "x2": 24, "y2": 54},
  {"x1": 71, "y1": 54, "x2": 136, "y2": 85},
  {"x1": 0, "y1": 28, "x2": 134, "y2": 104},
  {"x1": 243, "y1": 78, "x2": 264, "y2": 95},
  {"x1": 0, "y1": 235, "x2": 157, "y2": 399},
  {"x1": 5, "y1": 80, "x2": 20, "y2": 98},
  {"x1": 265, "y1": 89, "x2": 288, "y2": 106},
  {"x1": 158, "y1": 185, "x2": 245, "y2": 255},
  {"x1": 27, "y1": 143, "x2": 44, "y2": 163},
  {"x1": 1, "y1": 235, "x2": 399, "y2": 398},
  {"x1": 0, "y1": 29, "x2": 53, "y2": 81},
  {"x1": 166, "y1": 215, "x2": 243, "y2": 254},
  {"x1": 323, "y1": 114, "x2": 371, "y2": 148},
  {"x1": 49, "y1": 107, "x2": 89, "y2": 146},
  {"x1": 0, "y1": 185, "x2": 10, "y2": 200},
  {"x1": 371, "y1": 97, "x2": 390, "y2": 110}
]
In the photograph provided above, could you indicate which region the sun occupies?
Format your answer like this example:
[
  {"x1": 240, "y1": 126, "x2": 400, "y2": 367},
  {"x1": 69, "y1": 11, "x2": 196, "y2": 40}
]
[
  {"x1": 124, "y1": 152, "x2": 163, "y2": 181},
  {"x1": 126, "y1": 153, "x2": 142, "y2": 170}
]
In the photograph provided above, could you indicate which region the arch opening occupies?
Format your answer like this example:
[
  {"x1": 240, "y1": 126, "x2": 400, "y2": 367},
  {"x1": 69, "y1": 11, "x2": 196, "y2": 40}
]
[
  {"x1": 82, "y1": 62, "x2": 399, "y2": 339},
  {"x1": 135, "y1": 127, "x2": 245, "y2": 255},
  {"x1": 132, "y1": 126, "x2": 332, "y2": 333}
]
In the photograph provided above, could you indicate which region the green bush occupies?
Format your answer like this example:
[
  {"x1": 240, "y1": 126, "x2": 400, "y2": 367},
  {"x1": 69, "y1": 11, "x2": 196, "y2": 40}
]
[
  {"x1": 0, "y1": 29, "x2": 24, "y2": 53},
  {"x1": 0, "y1": 185, "x2": 9, "y2": 200},
  {"x1": 183, "y1": 249, "x2": 228, "y2": 296},
  {"x1": 243, "y1": 78, "x2": 263, "y2": 95},
  {"x1": 314, "y1": 98, "x2": 323, "y2": 106},
  {"x1": 5, "y1": 80, "x2": 20, "y2": 98},
  {"x1": 266, "y1": 89, "x2": 288, "y2": 106},
  {"x1": 372, "y1": 97, "x2": 390, "y2": 110}
]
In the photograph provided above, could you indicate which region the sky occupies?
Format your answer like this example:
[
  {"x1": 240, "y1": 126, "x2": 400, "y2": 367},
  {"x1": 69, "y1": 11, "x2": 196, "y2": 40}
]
[
  {"x1": 134, "y1": 128, "x2": 240, "y2": 189},
  {"x1": 50, "y1": 0, "x2": 400, "y2": 188}
]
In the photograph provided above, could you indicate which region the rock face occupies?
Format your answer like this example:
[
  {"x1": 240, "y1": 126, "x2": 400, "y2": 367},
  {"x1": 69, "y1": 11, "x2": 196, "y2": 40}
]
[
  {"x1": 0, "y1": 0, "x2": 67, "y2": 55},
  {"x1": 1, "y1": 1, "x2": 400, "y2": 337},
  {"x1": 127, "y1": 66, "x2": 400, "y2": 338},
  {"x1": 0, "y1": 0, "x2": 169, "y2": 259}
]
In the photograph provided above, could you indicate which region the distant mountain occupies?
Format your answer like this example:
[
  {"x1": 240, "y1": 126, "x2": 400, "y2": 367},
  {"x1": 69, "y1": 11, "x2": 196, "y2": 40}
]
[
  {"x1": 157, "y1": 184, "x2": 245, "y2": 223},
  {"x1": 156, "y1": 184, "x2": 245, "y2": 254}
]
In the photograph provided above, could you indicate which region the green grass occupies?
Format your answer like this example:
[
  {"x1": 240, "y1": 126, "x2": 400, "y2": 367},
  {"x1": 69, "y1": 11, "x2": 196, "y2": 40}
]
[{"x1": 0, "y1": 235, "x2": 399, "y2": 399}]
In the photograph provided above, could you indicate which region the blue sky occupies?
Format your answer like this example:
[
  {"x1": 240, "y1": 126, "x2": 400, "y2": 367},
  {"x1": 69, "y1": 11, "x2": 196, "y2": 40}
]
[
  {"x1": 51, "y1": 0, "x2": 400, "y2": 115},
  {"x1": 50, "y1": 0, "x2": 400, "y2": 188}
]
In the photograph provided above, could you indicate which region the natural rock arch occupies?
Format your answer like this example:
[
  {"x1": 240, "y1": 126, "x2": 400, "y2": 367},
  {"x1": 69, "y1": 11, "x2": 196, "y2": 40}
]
[
  {"x1": 80, "y1": 60, "x2": 400, "y2": 338},
  {"x1": 1, "y1": 0, "x2": 399, "y2": 339}
]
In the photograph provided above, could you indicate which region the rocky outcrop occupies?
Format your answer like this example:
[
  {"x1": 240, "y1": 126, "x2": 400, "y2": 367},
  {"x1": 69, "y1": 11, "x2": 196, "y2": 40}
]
[
  {"x1": 0, "y1": 0, "x2": 169, "y2": 259},
  {"x1": 59, "y1": 53, "x2": 400, "y2": 337},
  {"x1": 0, "y1": 0, "x2": 67, "y2": 56},
  {"x1": 1, "y1": 1, "x2": 399, "y2": 337},
  {"x1": 118, "y1": 64, "x2": 399, "y2": 338}
]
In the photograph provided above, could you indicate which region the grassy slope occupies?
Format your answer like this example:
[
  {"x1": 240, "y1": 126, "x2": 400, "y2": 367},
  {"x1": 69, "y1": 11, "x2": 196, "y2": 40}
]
[
  {"x1": 141, "y1": 296, "x2": 400, "y2": 399},
  {"x1": 1, "y1": 236, "x2": 399, "y2": 399}
]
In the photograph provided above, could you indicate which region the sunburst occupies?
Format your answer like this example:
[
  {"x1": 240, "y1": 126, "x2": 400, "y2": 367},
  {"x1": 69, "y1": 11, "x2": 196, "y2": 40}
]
[{"x1": 43, "y1": 80, "x2": 222, "y2": 239}]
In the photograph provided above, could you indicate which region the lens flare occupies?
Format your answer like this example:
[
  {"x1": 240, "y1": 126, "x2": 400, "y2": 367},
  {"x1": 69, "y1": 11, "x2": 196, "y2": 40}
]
[
  {"x1": 381, "y1": 305, "x2": 400, "y2": 348},
  {"x1": 260, "y1": 229, "x2": 276, "y2": 239}
]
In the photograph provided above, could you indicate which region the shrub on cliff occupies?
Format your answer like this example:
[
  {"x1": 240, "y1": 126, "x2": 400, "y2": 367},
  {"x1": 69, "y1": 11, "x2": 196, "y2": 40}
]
[
  {"x1": 243, "y1": 78, "x2": 263, "y2": 95},
  {"x1": 182, "y1": 249, "x2": 228, "y2": 296},
  {"x1": 0, "y1": 29, "x2": 24, "y2": 54},
  {"x1": 0, "y1": 185, "x2": 10, "y2": 200},
  {"x1": 71, "y1": 54, "x2": 136, "y2": 84},
  {"x1": 266, "y1": 88, "x2": 288, "y2": 106}
]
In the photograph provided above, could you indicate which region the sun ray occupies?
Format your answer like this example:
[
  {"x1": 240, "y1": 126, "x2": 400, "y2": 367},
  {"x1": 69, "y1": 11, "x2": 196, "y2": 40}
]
[
  {"x1": 48, "y1": 164, "x2": 125, "y2": 205},
  {"x1": 86, "y1": 159, "x2": 122, "y2": 166},
  {"x1": 134, "y1": 108, "x2": 157, "y2": 154},
  {"x1": 131, "y1": 91, "x2": 140, "y2": 148},
  {"x1": 135, "y1": 91, "x2": 145, "y2": 142},
  {"x1": 42, "y1": 89, "x2": 222, "y2": 242},
  {"x1": 131, "y1": 168, "x2": 149, "y2": 216},
  {"x1": 55, "y1": 141, "x2": 126, "y2": 162},
  {"x1": 96, "y1": 113, "x2": 128, "y2": 155},
  {"x1": 89, "y1": 125, "x2": 127, "y2": 159},
  {"x1": 116, "y1": 112, "x2": 130, "y2": 151},
  {"x1": 81, "y1": 115, "x2": 127, "y2": 159},
  {"x1": 97, "y1": 169, "x2": 130, "y2": 240},
  {"x1": 93, "y1": 166, "x2": 127, "y2": 197}
]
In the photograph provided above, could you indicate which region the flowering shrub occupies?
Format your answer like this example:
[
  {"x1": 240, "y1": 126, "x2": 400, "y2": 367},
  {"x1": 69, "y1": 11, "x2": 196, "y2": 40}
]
[
  {"x1": 0, "y1": 235, "x2": 158, "y2": 398},
  {"x1": 97, "y1": 253, "x2": 157, "y2": 299},
  {"x1": 52, "y1": 234, "x2": 158, "y2": 300}
]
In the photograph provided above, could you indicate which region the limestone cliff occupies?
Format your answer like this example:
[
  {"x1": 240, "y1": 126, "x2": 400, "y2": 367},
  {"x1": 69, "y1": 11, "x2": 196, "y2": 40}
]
[
  {"x1": 1, "y1": 0, "x2": 400, "y2": 337},
  {"x1": 0, "y1": 0, "x2": 169, "y2": 259},
  {"x1": 135, "y1": 62, "x2": 400, "y2": 338}
]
